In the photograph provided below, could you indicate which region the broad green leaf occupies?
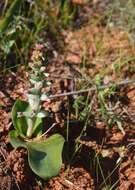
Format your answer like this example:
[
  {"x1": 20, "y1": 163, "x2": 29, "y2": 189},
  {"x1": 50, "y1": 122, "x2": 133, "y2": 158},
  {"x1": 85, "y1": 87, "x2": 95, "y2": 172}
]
[
  {"x1": 27, "y1": 134, "x2": 65, "y2": 179},
  {"x1": 9, "y1": 132, "x2": 65, "y2": 180},
  {"x1": 12, "y1": 99, "x2": 42, "y2": 137},
  {"x1": 12, "y1": 99, "x2": 29, "y2": 136}
]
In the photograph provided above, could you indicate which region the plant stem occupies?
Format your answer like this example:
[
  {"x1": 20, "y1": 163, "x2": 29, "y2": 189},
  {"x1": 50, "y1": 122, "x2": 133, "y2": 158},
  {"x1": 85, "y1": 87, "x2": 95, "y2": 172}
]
[{"x1": 27, "y1": 118, "x2": 33, "y2": 138}]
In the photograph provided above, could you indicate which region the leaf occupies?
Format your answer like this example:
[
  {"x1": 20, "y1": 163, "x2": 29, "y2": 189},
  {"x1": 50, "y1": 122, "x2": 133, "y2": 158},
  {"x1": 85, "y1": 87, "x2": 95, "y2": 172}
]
[
  {"x1": 27, "y1": 134, "x2": 65, "y2": 179},
  {"x1": 32, "y1": 118, "x2": 42, "y2": 137},
  {"x1": 9, "y1": 132, "x2": 65, "y2": 180},
  {"x1": 12, "y1": 99, "x2": 29, "y2": 137},
  {"x1": 12, "y1": 99, "x2": 42, "y2": 137},
  {"x1": 8, "y1": 130, "x2": 26, "y2": 148}
]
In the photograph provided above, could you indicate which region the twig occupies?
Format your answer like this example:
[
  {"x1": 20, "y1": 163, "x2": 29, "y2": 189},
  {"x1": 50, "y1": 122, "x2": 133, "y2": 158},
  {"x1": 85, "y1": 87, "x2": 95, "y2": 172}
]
[
  {"x1": 60, "y1": 179, "x2": 78, "y2": 189},
  {"x1": 47, "y1": 79, "x2": 135, "y2": 99}
]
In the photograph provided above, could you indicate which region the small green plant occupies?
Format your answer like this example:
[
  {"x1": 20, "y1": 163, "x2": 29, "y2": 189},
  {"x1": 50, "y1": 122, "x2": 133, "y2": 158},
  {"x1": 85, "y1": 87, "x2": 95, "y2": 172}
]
[
  {"x1": 8, "y1": 44, "x2": 65, "y2": 180},
  {"x1": 95, "y1": 76, "x2": 125, "y2": 135}
]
